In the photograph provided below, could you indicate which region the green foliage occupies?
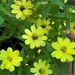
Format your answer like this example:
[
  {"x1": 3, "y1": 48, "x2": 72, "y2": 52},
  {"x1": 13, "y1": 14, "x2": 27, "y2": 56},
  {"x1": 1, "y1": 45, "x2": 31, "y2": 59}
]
[{"x1": 0, "y1": 0, "x2": 75, "y2": 75}]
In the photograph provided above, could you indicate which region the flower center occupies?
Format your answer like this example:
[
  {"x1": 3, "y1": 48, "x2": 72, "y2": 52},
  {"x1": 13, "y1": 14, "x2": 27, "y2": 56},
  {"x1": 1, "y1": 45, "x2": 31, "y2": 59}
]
[
  {"x1": 20, "y1": 5, "x2": 25, "y2": 11},
  {"x1": 41, "y1": 25, "x2": 46, "y2": 28},
  {"x1": 61, "y1": 46, "x2": 67, "y2": 53},
  {"x1": 7, "y1": 56, "x2": 12, "y2": 61},
  {"x1": 39, "y1": 68, "x2": 45, "y2": 74},
  {"x1": 32, "y1": 34, "x2": 38, "y2": 40},
  {"x1": 73, "y1": 25, "x2": 75, "y2": 29}
]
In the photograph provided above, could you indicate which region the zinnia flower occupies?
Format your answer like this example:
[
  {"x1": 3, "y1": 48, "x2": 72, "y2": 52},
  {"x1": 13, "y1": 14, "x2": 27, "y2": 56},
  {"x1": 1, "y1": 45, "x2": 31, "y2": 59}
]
[
  {"x1": 37, "y1": 18, "x2": 52, "y2": 34},
  {"x1": 0, "y1": 47, "x2": 23, "y2": 72},
  {"x1": 70, "y1": 22, "x2": 75, "y2": 34},
  {"x1": 51, "y1": 37, "x2": 75, "y2": 62},
  {"x1": 11, "y1": 0, "x2": 33, "y2": 20},
  {"x1": 22, "y1": 25, "x2": 47, "y2": 49},
  {"x1": 30, "y1": 59, "x2": 53, "y2": 75}
]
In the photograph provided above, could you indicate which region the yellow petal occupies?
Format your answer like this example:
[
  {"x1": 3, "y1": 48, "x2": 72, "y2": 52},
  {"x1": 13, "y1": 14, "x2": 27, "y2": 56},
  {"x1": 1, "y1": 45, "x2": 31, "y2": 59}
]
[
  {"x1": 46, "y1": 64, "x2": 50, "y2": 69},
  {"x1": 22, "y1": 0, "x2": 26, "y2": 5},
  {"x1": 64, "y1": 38, "x2": 70, "y2": 45},
  {"x1": 23, "y1": 1, "x2": 33, "y2": 9},
  {"x1": 9, "y1": 64, "x2": 14, "y2": 72},
  {"x1": 21, "y1": 13, "x2": 25, "y2": 20},
  {"x1": 30, "y1": 42, "x2": 35, "y2": 49},
  {"x1": 15, "y1": 1, "x2": 21, "y2": 6},
  {"x1": 51, "y1": 51, "x2": 58, "y2": 57},
  {"x1": 65, "y1": 54, "x2": 73, "y2": 62},
  {"x1": 37, "y1": 19, "x2": 42, "y2": 26},
  {"x1": 25, "y1": 29, "x2": 32, "y2": 36},
  {"x1": 0, "y1": 50, "x2": 7, "y2": 60},
  {"x1": 34, "y1": 73, "x2": 40, "y2": 75},
  {"x1": 23, "y1": 9, "x2": 32, "y2": 16},
  {"x1": 5, "y1": 61, "x2": 12, "y2": 69},
  {"x1": 12, "y1": 57, "x2": 23, "y2": 66},
  {"x1": 7, "y1": 47, "x2": 13, "y2": 55},
  {"x1": 16, "y1": 11, "x2": 22, "y2": 19},
  {"x1": 41, "y1": 60, "x2": 46, "y2": 67},
  {"x1": 25, "y1": 39, "x2": 33, "y2": 44},
  {"x1": 52, "y1": 42, "x2": 60, "y2": 50},
  {"x1": 60, "y1": 54, "x2": 66, "y2": 62},
  {"x1": 0, "y1": 63, "x2": 5, "y2": 70},
  {"x1": 55, "y1": 51, "x2": 63, "y2": 59},
  {"x1": 33, "y1": 62, "x2": 40, "y2": 69},
  {"x1": 12, "y1": 60, "x2": 20, "y2": 66},
  {"x1": 30, "y1": 68, "x2": 38, "y2": 73},
  {"x1": 68, "y1": 42, "x2": 75, "y2": 49},
  {"x1": 11, "y1": 10, "x2": 19, "y2": 13},
  {"x1": 38, "y1": 59, "x2": 42, "y2": 68},
  {"x1": 58, "y1": 37, "x2": 64, "y2": 46},
  {"x1": 39, "y1": 40, "x2": 46, "y2": 46},
  {"x1": 13, "y1": 50, "x2": 19, "y2": 57},
  {"x1": 66, "y1": 49, "x2": 75, "y2": 55},
  {"x1": 22, "y1": 35, "x2": 32, "y2": 40},
  {"x1": 31, "y1": 25, "x2": 36, "y2": 32},
  {"x1": 34, "y1": 40, "x2": 40, "y2": 47},
  {"x1": 11, "y1": 4, "x2": 20, "y2": 9},
  {"x1": 46, "y1": 69, "x2": 53, "y2": 74},
  {"x1": 39, "y1": 36, "x2": 47, "y2": 40}
]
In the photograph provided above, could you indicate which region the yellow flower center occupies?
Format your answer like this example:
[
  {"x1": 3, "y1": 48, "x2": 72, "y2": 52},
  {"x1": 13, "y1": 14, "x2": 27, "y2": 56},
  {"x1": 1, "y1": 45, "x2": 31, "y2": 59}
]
[
  {"x1": 61, "y1": 46, "x2": 67, "y2": 52},
  {"x1": 32, "y1": 34, "x2": 38, "y2": 40},
  {"x1": 7, "y1": 56, "x2": 13, "y2": 61},
  {"x1": 41, "y1": 25, "x2": 46, "y2": 28},
  {"x1": 39, "y1": 68, "x2": 45, "y2": 74},
  {"x1": 20, "y1": 5, "x2": 25, "y2": 11}
]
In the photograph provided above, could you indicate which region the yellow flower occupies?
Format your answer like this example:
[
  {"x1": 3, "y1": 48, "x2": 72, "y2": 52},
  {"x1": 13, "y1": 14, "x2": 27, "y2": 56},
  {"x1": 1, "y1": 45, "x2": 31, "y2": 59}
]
[
  {"x1": 22, "y1": 25, "x2": 47, "y2": 49},
  {"x1": 11, "y1": 0, "x2": 33, "y2": 20},
  {"x1": 37, "y1": 18, "x2": 52, "y2": 34},
  {"x1": 70, "y1": 22, "x2": 75, "y2": 34},
  {"x1": 30, "y1": 59, "x2": 53, "y2": 75},
  {"x1": 51, "y1": 37, "x2": 75, "y2": 62},
  {"x1": 0, "y1": 47, "x2": 23, "y2": 72}
]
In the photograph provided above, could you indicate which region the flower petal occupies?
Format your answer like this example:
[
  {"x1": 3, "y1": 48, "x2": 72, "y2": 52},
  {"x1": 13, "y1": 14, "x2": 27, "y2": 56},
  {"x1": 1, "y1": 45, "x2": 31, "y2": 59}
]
[
  {"x1": 52, "y1": 42, "x2": 60, "y2": 50},
  {"x1": 58, "y1": 37, "x2": 64, "y2": 46},
  {"x1": 31, "y1": 25, "x2": 36, "y2": 32},
  {"x1": 25, "y1": 39, "x2": 33, "y2": 44},
  {"x1": 11, "y1": 4, "x2": 20, "y2": 9},
  {"x1": 60, "y1": 54, "x2": 66, "y2": 62},
  {"x1": 25, "y1": 29, "x2": 32, "y2": 36},
  {"x1": 16, "y1": 11, "x2": 22, "y2": 19},
  {"x1": 30, "y1": 68, "x2": 38, "y2": 73},
  {"x1": 65, "y1": 54, "x2": 73, "y2": 61},
  {"x1": 15, "y1": 1, "x2": 21, "y2": 6}
]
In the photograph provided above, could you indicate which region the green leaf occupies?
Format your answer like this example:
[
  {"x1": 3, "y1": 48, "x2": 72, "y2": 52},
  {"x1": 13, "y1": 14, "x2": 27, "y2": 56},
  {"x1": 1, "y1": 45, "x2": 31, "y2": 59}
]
[
  {"x1": 20, "y1": 48, "x2": 26, "y2": 59},
  {"x1": 48, "y1": 30, "x2": 58, "y2": 37},
  {"x1": 53, "y1": 13, "x2": 66, "y2": 19},
  {"x1": 46, "y1": 42, "x2": 53, "y2": 53},
  {"x1": 34, "y1": 55, "x2": 49, "y2": 62},
  {"x1": 18, "y1": 64, "x2": 23, "y2": 75},
  {"x1": 0, "y1": 4, "x2": 6, "y2": 13},
  {"x1": 24, "y1": 66, "x2": 33, "y2": 75},
  {"x1": 50, "y1": 5, "x2": 59, "y2": 15},
  {"x1": 41, "y1": 4, "x2": 50, "y2": 19},
  {"x1": 0, "y1": 69, "x2": 6, "y2": 75},
  {"x1": 41, "y1": 47, "x2": 50, "y2": 56},
  {"x1": 0, "y1": 16, "x2": 4, "y2": 25},
  {"x1": 66, "y1": 18, "x2": 70, "y2": 29},
  {"x1": 19, "y1": 42, "x2": 30, "y2": 51},
  {"x1": 50, "y1": 0, "x2": 65, "y2": 8}
]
